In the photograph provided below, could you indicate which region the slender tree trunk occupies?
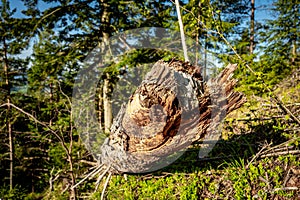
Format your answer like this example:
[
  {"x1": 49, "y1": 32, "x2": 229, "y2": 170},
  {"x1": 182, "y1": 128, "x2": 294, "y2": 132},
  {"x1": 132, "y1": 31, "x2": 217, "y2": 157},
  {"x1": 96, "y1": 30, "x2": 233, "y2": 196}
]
[
  {"x1": 100, "y1": 0, "x2": 113, "y2": 133},
  {"x1": 8, "y1": 115, "x2": 12, "y2": 190},
  {"x1": 175, "y1": 0, "x2": 189, "y2": 62},
  {"x1": 291, "y1": 10, "x2": 297, "y2": 65},
  {"x1": 97, "y1": 86, "x2": 103, "y2": 130},
  {"x1": 195, "y1": 31, "x2": 199, "y2": 65},
  {"x1": 103, "y1": 76, "x2": 112, "y2": 133},
  {"x1": 8, "y1": 107, "x2": 13, "y2": 190},
  {"x1": 195, "y1": 1, "x2": 201, "y2": 67},
  {"x1": 49, "y1": 83, "x2": 53, "y2": 126},
  {"x1": 68, "y1": 109, "x2": 76, "y2": 200},
  {"x1": 291, "y1": 40, "x2": 296, "y2": 65},
  {"x1": 249, "y1": 0, "x2": 255, "y2": 55},
  {"x1": 204, "y1": 33, "x2": 207, "y2": 81},
  {"x1": 203, "y1": 10, "x2": 207, "y2": 81},
  {"x1": 3, "y1": 37, "x2": 13, "y2": 191},
  {"x1": 68, "y1": 153, "x2": 76, "y2": 200}
]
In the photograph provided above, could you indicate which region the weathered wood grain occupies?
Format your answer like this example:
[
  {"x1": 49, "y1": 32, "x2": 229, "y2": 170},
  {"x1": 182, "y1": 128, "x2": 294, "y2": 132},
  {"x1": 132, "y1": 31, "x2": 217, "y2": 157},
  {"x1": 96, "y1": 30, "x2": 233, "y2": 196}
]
[{"x1": 99, "y1": 59, "x2": 246, "y2": 173}]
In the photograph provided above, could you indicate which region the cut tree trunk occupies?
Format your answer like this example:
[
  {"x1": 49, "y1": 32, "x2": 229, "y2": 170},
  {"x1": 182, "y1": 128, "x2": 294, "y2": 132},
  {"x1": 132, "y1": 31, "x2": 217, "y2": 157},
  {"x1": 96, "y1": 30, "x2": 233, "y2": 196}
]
[{"x1": 100, "y1": 59, "x2": 246, "y2": 173}]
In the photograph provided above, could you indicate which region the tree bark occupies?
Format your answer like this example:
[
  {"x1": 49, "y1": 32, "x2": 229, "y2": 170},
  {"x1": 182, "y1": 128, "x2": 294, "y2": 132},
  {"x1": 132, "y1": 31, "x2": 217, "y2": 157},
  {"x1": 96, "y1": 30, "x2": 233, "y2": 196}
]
[
  {"x1": 291, "y1": 12, "x2": 297, "y2": 65},
  {"x1": 3, "y1": 37, "x2": 13, "y2": 190},
  {"x1": 68, "y1": 106, "x2": 76, "y2": 200},
  {"x1": 103, "y1": 76, "x2": 113, "y2": 133},
  {"x1": 249, "y1": 0, "x2": 255, "y2": 55},
  {"x1": 100, "y1": 59, "x2": 246, "y2": 173},
  {"x1": 175, "y1": 0, "x2": 189, "y2": 62},
  {"x1": 100, "y1": 0, "x2": 113, "y2": 133},
  {"x1": 291, "y1": 39, "x2": 296, "y2": 65}
]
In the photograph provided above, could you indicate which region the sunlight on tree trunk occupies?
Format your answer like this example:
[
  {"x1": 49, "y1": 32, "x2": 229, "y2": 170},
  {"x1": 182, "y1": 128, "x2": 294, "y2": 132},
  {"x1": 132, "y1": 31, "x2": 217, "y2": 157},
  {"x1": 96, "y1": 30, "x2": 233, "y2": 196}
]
[
  {"x1": 175, "y1": 0, "x2": 189, "y2": 62},
  {"x1": 3, "y1": 36, "x2": 13, "y2": 191},
  {"x1": 103, "y1": 76, "x2": 113, "y2": 133},
  {"x1": 250, "y1": 0, "x2": 255, "y2": 55},
  {"x1": 291, "y1": 36, "x2": 297, "y2": 65},
  {"x1": 100, "y1": 0, "x2": 113, "y2": 133}
]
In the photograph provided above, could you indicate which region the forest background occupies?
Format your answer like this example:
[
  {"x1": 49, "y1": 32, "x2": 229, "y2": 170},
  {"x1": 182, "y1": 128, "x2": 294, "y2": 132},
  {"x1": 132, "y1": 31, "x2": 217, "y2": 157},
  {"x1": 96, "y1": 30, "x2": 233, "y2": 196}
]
[{"x1": 0, "y1": 0, "x2": 299, "y2": 199}]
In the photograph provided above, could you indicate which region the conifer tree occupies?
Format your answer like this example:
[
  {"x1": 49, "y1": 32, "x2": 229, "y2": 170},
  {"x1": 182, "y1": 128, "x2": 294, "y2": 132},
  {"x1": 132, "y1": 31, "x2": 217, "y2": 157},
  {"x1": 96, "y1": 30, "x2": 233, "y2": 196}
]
[
  {"x1": 0, "y1": 0, "x2": 31, "y2": 192},
  {"x1": 259, "y1": 0, "x2": 299, "y2": 85}
]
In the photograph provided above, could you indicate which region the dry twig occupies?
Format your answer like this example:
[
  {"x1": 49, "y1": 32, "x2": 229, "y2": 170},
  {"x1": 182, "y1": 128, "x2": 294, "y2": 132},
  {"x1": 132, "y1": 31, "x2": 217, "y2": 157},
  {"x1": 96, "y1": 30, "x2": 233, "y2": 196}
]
[
  {"x1": 260, "y1": 150, "x2": 300, "y2": 158},
  {"x1": 100, "y1": 172, "x2": 112, "y2": 200}
]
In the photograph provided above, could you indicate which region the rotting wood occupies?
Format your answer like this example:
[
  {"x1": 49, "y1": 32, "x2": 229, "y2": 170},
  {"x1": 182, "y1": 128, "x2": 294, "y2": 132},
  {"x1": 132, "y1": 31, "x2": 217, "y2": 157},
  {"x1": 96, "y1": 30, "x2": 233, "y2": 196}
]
[{"x1": 100, "y1": 59, "x2": 246, "y2": 173}]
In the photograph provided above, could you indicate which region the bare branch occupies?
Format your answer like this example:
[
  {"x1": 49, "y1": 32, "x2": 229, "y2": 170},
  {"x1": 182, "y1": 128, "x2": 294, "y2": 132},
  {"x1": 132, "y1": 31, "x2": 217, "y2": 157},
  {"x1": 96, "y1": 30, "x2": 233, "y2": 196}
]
[
  {"x1": 1, "y1": 103, "x2": 61, "y2": 140},
  {"x1": 71, "y1": 164, "x2": 104, "y2": 189},
  {"x1": 100, "y1": 172, "x2": 112, "y2": 200},
  {"x1": 260, "y1": 150, "x2": 300, "y2": 158},
  {"x1": 175, "y1": 0, "x2": 189, "y2": 62},
  {"x1": 95, "y1": 165, "x2": 111, "y2": 191}
]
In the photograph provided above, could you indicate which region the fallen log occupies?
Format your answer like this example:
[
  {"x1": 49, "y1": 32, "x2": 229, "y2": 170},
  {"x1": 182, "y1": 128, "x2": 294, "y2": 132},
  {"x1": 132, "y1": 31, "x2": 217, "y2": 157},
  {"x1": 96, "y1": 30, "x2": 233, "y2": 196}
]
[{"x1": 99, "y1": 59, "x2": 246, "y2": 173}]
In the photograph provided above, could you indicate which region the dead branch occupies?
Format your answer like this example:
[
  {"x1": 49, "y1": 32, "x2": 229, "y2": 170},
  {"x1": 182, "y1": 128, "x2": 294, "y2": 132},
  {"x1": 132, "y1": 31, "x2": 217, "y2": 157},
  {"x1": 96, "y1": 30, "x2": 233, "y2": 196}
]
[
  {"x1": 100, "y1": 172, "x2": 112, "y2": 200},
  {"x1": 260, "y1": 150, "x2": 300, "y2": 158}
]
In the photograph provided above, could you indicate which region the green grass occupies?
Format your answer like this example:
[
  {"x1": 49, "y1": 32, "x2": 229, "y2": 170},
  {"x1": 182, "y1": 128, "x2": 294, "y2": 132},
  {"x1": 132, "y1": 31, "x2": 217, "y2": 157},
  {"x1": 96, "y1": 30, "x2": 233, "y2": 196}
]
[
  {"x1": 88, "y1": 79, "x2": 300, "y2": 199},
  {"x1": 36, "y1": 72, "x2": 300, "y2": 200},
  {"x1": 88, "y1": 152, "x2": 298, "y2": 199}
]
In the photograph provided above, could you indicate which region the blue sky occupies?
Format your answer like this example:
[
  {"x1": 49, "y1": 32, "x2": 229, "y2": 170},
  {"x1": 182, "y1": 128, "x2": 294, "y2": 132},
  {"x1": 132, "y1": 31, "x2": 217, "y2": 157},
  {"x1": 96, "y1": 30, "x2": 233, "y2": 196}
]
[
  {"x1": 255, "y1": 0, "x2": 275, "y2": 22},
  {"x1": 10, "y1": 0, "x2": 275, "y2": 20},
  {"x1": 9, "y1": 0, "x2": 276, "y2": 59},
  {"x1": 10, "y1": 0, "x2": 55, "y2": 18}
]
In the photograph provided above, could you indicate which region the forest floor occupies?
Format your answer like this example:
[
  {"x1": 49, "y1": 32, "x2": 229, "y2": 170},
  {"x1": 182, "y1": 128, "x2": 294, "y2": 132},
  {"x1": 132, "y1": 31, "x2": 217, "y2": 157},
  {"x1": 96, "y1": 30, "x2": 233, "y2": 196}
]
[
  {"x1": 81, "y1": 69, "x2": 300, "y2": 200},
  {"x1": 49, "y1": 69, "x2": 300, "y2": 200}
]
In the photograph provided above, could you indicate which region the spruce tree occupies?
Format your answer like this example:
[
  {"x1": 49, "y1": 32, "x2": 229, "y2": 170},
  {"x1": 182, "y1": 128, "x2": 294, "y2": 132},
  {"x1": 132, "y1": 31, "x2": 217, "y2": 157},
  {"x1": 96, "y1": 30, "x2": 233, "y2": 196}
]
[
  {"x1": 0, "y1": 0, "x2": 31, "y2": 193},
  {"x1": 259, "y1": 0, "x2": 299, "y2": 86}
]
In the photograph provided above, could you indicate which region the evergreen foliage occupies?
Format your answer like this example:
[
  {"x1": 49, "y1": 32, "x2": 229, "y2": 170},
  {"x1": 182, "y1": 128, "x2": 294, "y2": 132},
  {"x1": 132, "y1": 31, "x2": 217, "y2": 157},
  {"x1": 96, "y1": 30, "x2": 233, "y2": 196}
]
[{"x1": 0, "y1": 0, "x2": 299, "y2": 198}]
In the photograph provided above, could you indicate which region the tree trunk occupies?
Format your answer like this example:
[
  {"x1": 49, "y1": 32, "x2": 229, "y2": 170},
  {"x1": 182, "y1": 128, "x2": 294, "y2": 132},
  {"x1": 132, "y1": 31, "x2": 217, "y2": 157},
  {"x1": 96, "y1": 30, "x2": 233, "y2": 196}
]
[
  {"x1": 68, "y1": 153, "x2": 76, "y2": 200},
  {"x1": 100, "y1": 59, "x2": 246, "y2": 173},
  {"x1": 68, "y1": 107, "x2": 76, "y2": 200},
  {"x1": 100, "y1": 0, "x2": 113, "y2": 133},
  {"x1": 175, "y1": 0, "x2": 189, "y2": 62},
  {"x1": 291, "y1": 39, "x2": 296, "y2": 65},
  {"x1": 3, "y1": 37, "x2": 13, "y2": 190},
  {"x1": 97, "y1": 86, "x2": 103, "y2": 130},
  {"x1": 49, "y1": 83, "x2": 53, "y2": 126},
  {"x1": 204, "y1": 35, "x2": 208, "y2": 81},
  {"x1": 291, "y1": 12, "x2": 297, "y2": 65},
  {"x1": 249, "y1": 0, "x2": 255, "y2": 55},
  {"x1": 103, "y1": 76, "x2": 113, "y2": 133}
]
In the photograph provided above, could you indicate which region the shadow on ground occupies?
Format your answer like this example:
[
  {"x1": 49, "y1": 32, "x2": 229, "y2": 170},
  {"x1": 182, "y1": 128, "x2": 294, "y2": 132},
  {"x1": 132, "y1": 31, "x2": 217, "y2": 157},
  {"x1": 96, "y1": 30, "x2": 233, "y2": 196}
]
[{"x1": 152, "y1": 120, "x2": 289, "y2": 174}]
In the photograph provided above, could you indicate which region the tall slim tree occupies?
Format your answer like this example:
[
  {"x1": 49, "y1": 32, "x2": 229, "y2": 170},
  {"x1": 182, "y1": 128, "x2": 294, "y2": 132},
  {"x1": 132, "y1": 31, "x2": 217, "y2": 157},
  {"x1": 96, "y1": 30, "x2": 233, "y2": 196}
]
[
  {"x1": 249, "y1": 0, "x2": 255, "y2": 55},
  {"x1": 181, "y1": 0, "x2": 250, "y2": 79},
  {"x1": 0, "y1": 0, "x2": 30, "y2": 191}
]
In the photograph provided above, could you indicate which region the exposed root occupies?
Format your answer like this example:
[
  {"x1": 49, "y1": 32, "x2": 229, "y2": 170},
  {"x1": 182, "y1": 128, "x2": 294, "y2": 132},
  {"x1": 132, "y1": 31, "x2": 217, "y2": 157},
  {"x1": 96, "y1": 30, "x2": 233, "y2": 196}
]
[
  {"x1": 95, "y1": 165, "x2": 111, "y2": 192},
  {"x1": 71, "y1": 163, "x2": 114, "y2": 199},
  {"x1": 71, "y1": 164, "x2": 104, "y2": 189},
  {"x1": 101, "y1": 172, "x2": 112, "y2": 200}
]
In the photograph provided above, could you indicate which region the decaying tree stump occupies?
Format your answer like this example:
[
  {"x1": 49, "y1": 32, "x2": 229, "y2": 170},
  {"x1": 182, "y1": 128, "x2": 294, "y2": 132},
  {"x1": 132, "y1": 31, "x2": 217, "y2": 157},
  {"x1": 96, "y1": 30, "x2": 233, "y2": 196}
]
[{"x1": 99, "y1": 59, "x2": 246, "y2": 173}]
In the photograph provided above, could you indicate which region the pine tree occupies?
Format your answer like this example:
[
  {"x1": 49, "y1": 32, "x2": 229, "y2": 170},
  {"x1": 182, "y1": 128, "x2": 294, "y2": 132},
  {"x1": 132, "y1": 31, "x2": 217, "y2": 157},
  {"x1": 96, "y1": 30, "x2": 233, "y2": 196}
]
[
  {"x1": 0, "y1": 0, "x2": 31, "y2": 192},
  {"x1": 23, "y1": 0, "x2": 175, "y2": 197},
  {"x1": 258, "y1": 0, "x2": 299, "y2": 86},
  {"x1": 181, "y1": 0, "x2": 251, "y2": 79}
]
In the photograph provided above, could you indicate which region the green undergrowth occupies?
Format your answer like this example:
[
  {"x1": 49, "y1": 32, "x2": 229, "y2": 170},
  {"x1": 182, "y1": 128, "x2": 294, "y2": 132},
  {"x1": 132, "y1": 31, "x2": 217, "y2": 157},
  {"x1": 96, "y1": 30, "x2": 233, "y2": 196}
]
[
  {"x1": 89, "y1": 154, "x2": 299, "y2": 199},
  {"x1": 34, "y1": 70, "x2": 299, "y2": 200},
  {"x1": 87, "y1": 73, "x2": 300, "y2": 199}
]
